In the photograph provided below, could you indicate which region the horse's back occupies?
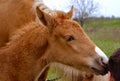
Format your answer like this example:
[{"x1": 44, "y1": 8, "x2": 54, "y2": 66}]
[{"x1": 0, "y1": 0, "x2": 35, "y2": 47}]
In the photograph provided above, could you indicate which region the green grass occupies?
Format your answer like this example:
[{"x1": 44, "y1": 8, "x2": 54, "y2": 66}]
[
  {"x1": 84, "y1": 18, "x2": 120, "y2": 57},
  {"x1": 84, "y1": 18, "x2": 120, "y2": 28},
  {"x1": 90, "y1": 38, "x2": 120, "y2": 57}
]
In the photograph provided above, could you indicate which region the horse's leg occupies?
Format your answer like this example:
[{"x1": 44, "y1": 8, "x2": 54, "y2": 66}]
[{"x1": 38, "y1": 66, "x2": 50, "y2": 81}]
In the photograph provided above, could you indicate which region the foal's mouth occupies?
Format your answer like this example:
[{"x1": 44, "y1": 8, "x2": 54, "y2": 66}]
[{"x1": 90, "y1": 64, "x2": 108, "y2": 75}]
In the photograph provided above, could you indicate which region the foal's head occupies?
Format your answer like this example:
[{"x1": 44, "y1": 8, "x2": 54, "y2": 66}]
[{"x1": 36, "y1": 6, "x2": 108, "y2": 75}]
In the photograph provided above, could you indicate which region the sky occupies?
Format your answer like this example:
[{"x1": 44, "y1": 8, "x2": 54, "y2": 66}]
[
  {"x1": 43, "y1": 0, "x2": 71, "y2": 12},
  {"x1": 43, "y1": 0, "x2": 120, "y2": 17},
  {"x1": 95, "y1": 0, "x2": 120, "y2": 17}
]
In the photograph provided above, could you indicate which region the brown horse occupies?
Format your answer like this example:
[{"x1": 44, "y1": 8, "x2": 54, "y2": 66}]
[
  {"x1": 0, "y1": 0, "x2": 56, "y2": 47},
  {"x1": 0, "y1": 0, "x2": 34, "y2": 47},
  {"x1": 0, "y1": 4, "x2": 108, "y2": 81}
]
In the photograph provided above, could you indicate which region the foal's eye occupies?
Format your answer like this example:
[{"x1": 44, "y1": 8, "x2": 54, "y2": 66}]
[{"x1": 65, "y1": 36, "x2": 74, "y2": 42}]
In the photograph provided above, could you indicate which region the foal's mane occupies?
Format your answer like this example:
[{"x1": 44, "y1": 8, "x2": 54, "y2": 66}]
[{"x1": 7, "y1": 22, "x2": 46, "y2": 46}]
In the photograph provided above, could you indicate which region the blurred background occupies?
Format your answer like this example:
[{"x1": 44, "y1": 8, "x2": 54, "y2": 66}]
[{"x1": 43, "y1": 0, "x2": 120, "y2": 17}]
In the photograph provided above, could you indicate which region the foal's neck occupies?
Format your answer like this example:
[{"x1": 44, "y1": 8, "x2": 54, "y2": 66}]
[
  {"x1": 8, "y1": 22, "x2": 48, "y2": 58},
  {"x1": 2, "y1": 22, "x2": 49, "y2": 80}
]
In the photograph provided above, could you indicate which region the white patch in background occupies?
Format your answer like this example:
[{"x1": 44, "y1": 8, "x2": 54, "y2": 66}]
[{"x1": 95, "y1": 46, "x2": 108, "y2": 64}]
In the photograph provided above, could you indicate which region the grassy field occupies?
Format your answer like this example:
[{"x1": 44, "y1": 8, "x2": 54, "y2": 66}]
[
  {"x1": 84, "y1": 18, "x2": 120, "y2": 57},
  {"x1": 47, "y1": 18, "x2": 120, "y2": 79}
]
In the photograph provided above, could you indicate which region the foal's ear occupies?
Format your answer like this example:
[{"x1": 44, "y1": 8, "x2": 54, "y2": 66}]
[
  {"x1": 66, "y1": 6, "x2": 74, "y2": 19},
  {"x1": 36, "y1": 7, "x2": 58, "y2": 28}
]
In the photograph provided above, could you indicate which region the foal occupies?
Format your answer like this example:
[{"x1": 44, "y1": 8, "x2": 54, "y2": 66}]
[{"x1": 0, "y1": 6, "x2": 108, "y2": 81}]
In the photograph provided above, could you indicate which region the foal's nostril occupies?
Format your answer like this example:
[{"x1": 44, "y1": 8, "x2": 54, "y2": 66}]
[
  {"x1": 96, "y1": 57, "x2": 103, "y2": 65},
  {"x1": 101, "y1": 57, "x2": 108, "y2": 65},
  {"x1": 99, "y1": 57, "x2": 108, "y2": 70},
  {"x1": 101, "y1": 57, "x2": 105, "y2": 65},
  {"x1": 96, "y1": 57, "x2": 107, "y2": 66},
  {"x1": 95, "y1": 46, "x2": 108, "y2": 63},
  {"x1": 93, "y1": 57, "x2": 108, "y2": 75}
]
